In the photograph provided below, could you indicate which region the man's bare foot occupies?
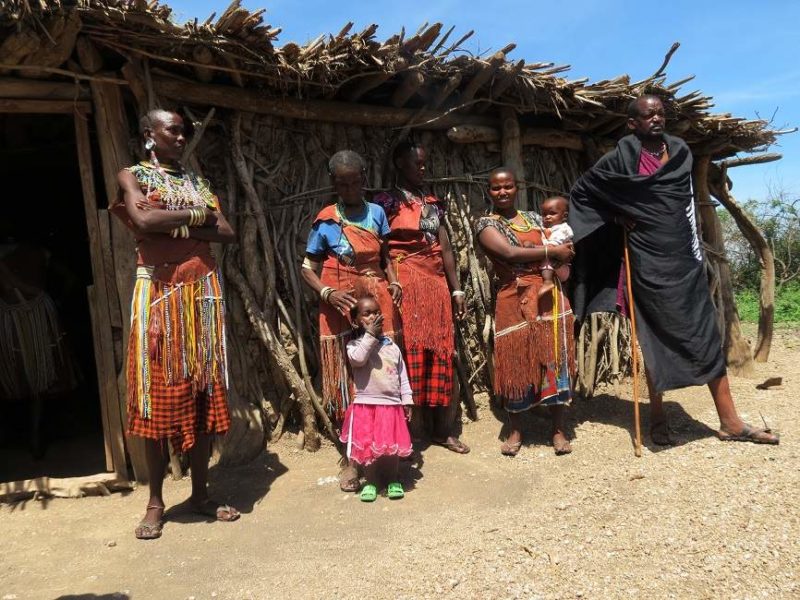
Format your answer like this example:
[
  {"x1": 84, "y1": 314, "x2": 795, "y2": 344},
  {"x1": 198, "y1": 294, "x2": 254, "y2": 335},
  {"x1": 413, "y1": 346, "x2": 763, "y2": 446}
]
[{"x1": 552, "y1": 430, "x2": 572, "y2": 455}]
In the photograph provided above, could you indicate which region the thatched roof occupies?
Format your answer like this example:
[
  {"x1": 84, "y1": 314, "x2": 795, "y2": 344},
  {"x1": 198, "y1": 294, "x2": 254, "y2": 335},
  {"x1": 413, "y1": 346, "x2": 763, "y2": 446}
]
[{"x1": 1, "y1": 0, "x2": 786, "y2": 157}]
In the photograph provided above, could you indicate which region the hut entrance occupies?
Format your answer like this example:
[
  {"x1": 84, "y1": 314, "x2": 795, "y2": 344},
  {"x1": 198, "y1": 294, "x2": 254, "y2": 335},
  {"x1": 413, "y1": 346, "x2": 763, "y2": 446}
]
[{"x1": 0, "y1": 110, "x2": 108, "y2": 483}]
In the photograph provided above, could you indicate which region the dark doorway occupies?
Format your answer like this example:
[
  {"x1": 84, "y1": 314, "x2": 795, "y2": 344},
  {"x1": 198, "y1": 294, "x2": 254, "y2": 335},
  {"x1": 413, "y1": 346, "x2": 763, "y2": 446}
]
[{"x1": 0, "y1": 112, "x2": 107, "y2": 482}]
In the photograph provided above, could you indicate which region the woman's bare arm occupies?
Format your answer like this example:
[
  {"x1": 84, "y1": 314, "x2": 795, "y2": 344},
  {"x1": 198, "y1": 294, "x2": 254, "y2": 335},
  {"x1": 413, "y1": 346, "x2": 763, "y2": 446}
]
[
  {"x1": 116, "y1": 169, "x2": 214, "y2": 234},
  {"x1": 477, "y1": 226, "x2": 574, "y2": 263}
]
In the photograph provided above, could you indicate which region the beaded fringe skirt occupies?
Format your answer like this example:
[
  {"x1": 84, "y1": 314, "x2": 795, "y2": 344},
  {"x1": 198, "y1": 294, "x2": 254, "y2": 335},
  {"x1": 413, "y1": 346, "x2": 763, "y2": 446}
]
[{"x1": 127, "y1": 266, "x2": 228, "y2": 421}]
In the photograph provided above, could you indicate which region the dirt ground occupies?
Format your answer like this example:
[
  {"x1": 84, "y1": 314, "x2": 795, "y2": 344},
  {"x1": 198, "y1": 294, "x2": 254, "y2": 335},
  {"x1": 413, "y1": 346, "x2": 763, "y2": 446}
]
[{"x1": 2, "y1": 325, "x2": 798, "y2": 600}]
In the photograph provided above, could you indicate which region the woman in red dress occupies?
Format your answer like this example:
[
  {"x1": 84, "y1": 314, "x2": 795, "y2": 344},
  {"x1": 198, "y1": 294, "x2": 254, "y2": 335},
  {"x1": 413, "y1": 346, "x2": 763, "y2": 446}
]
[
  {"x1": 373, "y1": 142, "x2": 469, "y2": 454},
  {"x1": 114, "y1": 109, "x2": 238, "y2": 539},
  {"x1": 476, "y1": 168, "x2": 576, "y2": 456},
  {"x1": 301, "y1": 150, "x2": 402, "y2": 491}
]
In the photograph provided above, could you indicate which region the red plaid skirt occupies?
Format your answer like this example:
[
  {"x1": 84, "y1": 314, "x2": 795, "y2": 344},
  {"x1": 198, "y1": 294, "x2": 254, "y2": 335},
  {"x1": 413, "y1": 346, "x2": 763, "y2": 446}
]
[
  {"x1": 405, "y1": 347, "x2": 453, "y2": 407},
  {"x1": 127, "y1": 362, "x2": 230, "y2": 452}
]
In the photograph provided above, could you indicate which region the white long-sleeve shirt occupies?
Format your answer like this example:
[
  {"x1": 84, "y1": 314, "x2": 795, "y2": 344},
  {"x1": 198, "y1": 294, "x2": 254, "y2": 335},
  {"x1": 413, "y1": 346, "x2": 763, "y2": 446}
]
[{"x1": 346, "y1": 332, "x2": 413, "y2": 405}]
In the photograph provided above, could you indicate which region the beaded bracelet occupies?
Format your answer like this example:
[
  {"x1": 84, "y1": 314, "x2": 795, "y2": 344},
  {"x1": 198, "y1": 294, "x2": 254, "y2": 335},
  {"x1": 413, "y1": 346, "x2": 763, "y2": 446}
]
[
  {"x1": 451, "y1": 290, "x2": 466, "y2": 298},
  {"x1": 388, "y1": 281, "x2": 402, "y2": 290},
  {"x1": 320, "y1": 286, "x2": 335, "y2": 302}
]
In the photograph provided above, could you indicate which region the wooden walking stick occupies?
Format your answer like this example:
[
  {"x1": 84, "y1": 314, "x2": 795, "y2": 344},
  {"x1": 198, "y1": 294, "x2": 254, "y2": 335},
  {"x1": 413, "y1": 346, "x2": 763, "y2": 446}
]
[{"x1": 623, "y1": 231, "x2": 643, "y2": 457}]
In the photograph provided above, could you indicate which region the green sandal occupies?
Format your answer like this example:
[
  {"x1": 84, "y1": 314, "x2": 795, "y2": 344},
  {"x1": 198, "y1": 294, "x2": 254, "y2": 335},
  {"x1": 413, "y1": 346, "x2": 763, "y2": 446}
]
[
  {"x1": 387, "y1": 482, "x2": 405, "y2": 500},
  {"x1": 360, "y1": 484, "x2": 378, "y2": 502}
]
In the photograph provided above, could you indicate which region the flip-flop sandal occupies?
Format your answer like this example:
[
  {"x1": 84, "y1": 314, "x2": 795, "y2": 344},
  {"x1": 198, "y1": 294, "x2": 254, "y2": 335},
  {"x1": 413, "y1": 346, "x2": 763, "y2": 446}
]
[
  {"x1": 500, "y1": 440, "x2": 522, "y2": 457},
  {"x1": 650, "y1": 421, "x2": 676, "y2": 446},
  {"x1": 433, "y1": 438, "x2": 471, "y2": 454},
  {"x1": 387, "y1": 482, "x2": 405, "y2": 500},
  {"x1": 191, "y1": 500, "x2": 241, "y2": 522},
  {"x1": 360, "y1": 484, "x2": 378, "y2": 502},
  {"x1": 135, "y1": 505, "x2": 164, "y2": 540},
  {"x1": 718, "y1": 424, "x2": 779, "y2": 445}
]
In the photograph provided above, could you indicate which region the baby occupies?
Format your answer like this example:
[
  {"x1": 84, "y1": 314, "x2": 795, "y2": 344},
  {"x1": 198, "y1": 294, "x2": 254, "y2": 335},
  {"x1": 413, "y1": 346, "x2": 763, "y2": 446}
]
[{"x1": 538, "y1": 196, "x2": 573, "y2": 301}]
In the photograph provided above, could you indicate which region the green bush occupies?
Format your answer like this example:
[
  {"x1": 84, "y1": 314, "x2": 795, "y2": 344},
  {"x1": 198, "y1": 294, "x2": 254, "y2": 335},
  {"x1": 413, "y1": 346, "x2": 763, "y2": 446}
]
[{"x1": 735, "y1": 283, "x2": 800, "y2": 324}]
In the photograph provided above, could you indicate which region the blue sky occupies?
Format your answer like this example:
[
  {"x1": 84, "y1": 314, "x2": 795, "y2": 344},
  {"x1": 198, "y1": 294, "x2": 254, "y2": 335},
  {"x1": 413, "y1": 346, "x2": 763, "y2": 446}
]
[{"x1": 167, "y1": 0, "x2": 799, "y2": 203}]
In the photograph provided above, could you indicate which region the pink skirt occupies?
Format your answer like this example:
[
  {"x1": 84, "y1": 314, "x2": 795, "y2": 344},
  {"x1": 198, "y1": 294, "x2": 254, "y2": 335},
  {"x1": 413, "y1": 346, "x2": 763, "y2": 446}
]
[{"x1": 339, "y1": 404, "x2": 413, "y2": 466}]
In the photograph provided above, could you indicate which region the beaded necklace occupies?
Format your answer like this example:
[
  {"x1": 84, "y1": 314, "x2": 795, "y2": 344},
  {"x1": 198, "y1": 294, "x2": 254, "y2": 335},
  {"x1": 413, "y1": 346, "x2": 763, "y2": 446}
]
[
  {"x1": 143, "y1": 156, "x2": 214, "y2": 210},
  {"x1": 497, "y1": 210, "x2": 534, "y2": 233},
  {"x1": 642, "y1": 142, "x2": 667, "y2": 159},
  {"x1": 335, "y1": 200, "x2": 369, "y2": 226}
]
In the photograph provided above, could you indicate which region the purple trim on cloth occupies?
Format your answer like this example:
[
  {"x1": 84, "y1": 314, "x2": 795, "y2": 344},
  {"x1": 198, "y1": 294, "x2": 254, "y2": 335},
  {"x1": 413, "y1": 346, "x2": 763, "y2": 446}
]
[{"x1": 616, "y1": 150, "x2": 665, "y2": 315}]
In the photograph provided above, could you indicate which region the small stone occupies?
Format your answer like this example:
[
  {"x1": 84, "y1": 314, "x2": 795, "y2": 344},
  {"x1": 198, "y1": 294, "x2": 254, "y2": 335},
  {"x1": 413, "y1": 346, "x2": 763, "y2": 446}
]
[
  {"x1": 449, "y1": 579, "x2": 460, "y2": 589},
  {"x1": 106, "y1": 540, "x2": 117, "y2": 547}
]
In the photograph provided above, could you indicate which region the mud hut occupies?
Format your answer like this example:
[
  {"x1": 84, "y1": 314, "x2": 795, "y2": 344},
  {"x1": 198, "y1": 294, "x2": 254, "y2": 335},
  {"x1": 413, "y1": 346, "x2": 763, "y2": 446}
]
[{"x1": 0, "y1": 0, "x2": 785, "y2": 487}]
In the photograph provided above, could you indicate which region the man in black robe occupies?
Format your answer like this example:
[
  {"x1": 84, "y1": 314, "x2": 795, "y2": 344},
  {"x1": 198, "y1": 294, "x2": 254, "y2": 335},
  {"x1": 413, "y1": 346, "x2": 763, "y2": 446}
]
[{"x1": 570, "y1": 95, "x2": 778, "y2": 445}]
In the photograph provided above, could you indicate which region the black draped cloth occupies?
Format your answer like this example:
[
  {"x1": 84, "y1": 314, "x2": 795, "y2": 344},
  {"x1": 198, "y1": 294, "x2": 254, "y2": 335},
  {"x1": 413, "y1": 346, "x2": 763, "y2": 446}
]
[{"x1": 569, "y1": 133, "x2": 726, "y2": 393}]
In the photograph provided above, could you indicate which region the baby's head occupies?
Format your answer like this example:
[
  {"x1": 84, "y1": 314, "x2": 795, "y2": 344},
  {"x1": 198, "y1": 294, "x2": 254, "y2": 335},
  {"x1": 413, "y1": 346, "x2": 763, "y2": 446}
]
[
  {"x1": 541, "y1": 196, "x2": 569, "y2": 227},
  {"x1": 350, "y1": 295, "x2": 382, "y2": 332}
]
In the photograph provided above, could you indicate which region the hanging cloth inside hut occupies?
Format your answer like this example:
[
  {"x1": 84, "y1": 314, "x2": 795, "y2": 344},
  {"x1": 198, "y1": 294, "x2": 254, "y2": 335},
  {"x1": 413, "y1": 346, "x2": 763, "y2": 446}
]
[{"x1": 569, "y1": 133, "x2": 725, "y2": 393}]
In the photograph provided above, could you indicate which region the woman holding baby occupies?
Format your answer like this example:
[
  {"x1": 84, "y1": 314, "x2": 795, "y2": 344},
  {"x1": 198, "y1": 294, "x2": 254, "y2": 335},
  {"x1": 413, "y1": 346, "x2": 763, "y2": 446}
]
[{"x1": 476, "y1": 167, "x2": 577, "y2": 457}]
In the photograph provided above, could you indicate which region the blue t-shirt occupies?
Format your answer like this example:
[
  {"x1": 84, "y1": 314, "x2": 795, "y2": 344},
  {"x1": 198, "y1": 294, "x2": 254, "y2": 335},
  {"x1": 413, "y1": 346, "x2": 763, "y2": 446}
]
[{"x1": 306, "y1": 203, "x2": 390, "y2": 262}]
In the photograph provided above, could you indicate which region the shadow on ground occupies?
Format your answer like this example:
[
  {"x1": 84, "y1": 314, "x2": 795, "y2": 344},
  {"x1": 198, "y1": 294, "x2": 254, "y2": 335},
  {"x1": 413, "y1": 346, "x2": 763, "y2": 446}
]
[
  {"x1": 163, "y1": 451, "x2": 287, "y2": 524},
  {"x1": 484, "y1": 391, "x2": 717, "y2": 453}
]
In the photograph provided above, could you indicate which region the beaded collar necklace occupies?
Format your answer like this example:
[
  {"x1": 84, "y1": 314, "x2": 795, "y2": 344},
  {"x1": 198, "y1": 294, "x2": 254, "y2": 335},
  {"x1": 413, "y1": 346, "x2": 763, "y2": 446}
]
[
  {"x1": 335, "y1": 200, "x2": 369, "y2": 225},
  {"x1": 497, "y1": 210, "x2": 534, "y2": 233},
  {"x1": 143, "y1": 155, "x2": 208, "y2": 209},
  {"x1": 642, "y1": 141, "x2": 667, "y2": 159}
]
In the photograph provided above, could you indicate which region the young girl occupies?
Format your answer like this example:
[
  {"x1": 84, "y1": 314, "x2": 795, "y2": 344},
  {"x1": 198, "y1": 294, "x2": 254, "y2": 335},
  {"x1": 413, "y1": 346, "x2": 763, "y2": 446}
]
[{"x1": 340, "y1": 296, "x2": 413, "y2": 501}]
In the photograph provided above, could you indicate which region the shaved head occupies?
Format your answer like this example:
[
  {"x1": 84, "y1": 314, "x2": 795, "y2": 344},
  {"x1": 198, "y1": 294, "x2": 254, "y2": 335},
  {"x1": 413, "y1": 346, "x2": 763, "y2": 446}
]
[
  {"x1": 489, "y1": 166, "x2": 516, "y2": 182},
  {"x1": 139, "y1": 109, "x2": 178, "y2": 135},
  {"x1": 627, "y1": 94, "x2": 664, "y2": 119}
]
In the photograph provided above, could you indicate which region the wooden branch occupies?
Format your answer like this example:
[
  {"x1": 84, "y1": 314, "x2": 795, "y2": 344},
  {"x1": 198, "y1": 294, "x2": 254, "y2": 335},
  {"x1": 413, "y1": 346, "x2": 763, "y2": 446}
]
[
  {"x1": 694, "y1": 156, "x2": 755, "y2": 374},
  {"x1": 476, "y1": 59, "x2": 525, "y2": 113},
  {"x1": 20, "y1": 12, "x2": 81, "y2": 78},
  {"x1": 343, "y1": 72, "x2": 390, "y2": 102},
  {"x1": 0, "y1": 98, "x2": 90, "y2": 113},
  {"x1": 447, "y1": 124, "x2": 585, "y2": 150},
  {"x1": 155, "y1": 75, "x2": 496, "y2": 129},
  {"x1": 429, "y1": 72, "x2": 461, "y2": 109},
  {"x1": 181, "y1": 106, "x2": 215, "y2": 163},
  {"x1": 500, "y1": 107, "x2": 524, "y2": 190},
  {"x1": 719, "y1": 153, "x2": 782, "y2": 169},
  {"x1": 651, "y1": 42, "x2": 680, "y2": 79},
  {"x1": 76, "y1": 37, "x2": 104, "y2": 74},
  {"x1": 224, "y1": 254, "x2": 321, "y2": 451},
  {"x1": 120, "y1": 60, "x2": 148, "y2": 113},
  {"x1": 709, "y1": 162, "x2": 775, "y2": 362},
  {"x1": 391, "y1": 70, "x2": 424, "y2": 107},
  {"x1": 460, "y1": 51, "x2": 505, "y2": 102},
  {"x1": 0, "y1": 77, "x2": 89, "y2": 100},
  {"x1": 75, "y1": 116, "x2": 129, "y2": 480},
  {"x1": 191, "y1": 45, "x2": 215, "y2": 84},
  {"x1": 0, "y1": 63, "x2": 128, "y2": 84}
]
